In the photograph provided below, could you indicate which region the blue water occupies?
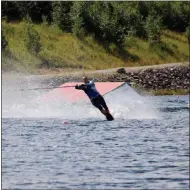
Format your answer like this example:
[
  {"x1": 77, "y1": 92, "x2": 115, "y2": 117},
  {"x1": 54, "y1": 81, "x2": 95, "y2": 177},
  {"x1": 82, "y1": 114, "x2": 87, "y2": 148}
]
[{"x1": 2, "y1": 95, "x2": 189, "y2": 189}]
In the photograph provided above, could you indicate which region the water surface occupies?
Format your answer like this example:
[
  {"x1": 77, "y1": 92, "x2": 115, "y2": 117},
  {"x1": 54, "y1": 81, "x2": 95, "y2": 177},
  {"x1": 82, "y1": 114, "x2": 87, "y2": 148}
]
[{"x1": 2, "y1": 95, "x2": 189, "y2": 189}]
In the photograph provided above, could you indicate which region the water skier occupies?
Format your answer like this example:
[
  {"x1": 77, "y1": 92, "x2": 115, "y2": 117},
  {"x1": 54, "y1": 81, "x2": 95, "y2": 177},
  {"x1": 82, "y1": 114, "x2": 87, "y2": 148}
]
[{"x1": 75, "y1": 77, "x2": 114, "y2": 121}]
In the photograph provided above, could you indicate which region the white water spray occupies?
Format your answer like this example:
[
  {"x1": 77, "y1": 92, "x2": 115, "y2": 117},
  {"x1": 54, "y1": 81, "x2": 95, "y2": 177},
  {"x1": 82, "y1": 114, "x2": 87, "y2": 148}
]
[
  {"x1": 104, "y1": 83, "x2": 158, "y2": 119},
  {"x1": 2, "y1": 75, "x2": 158, "y2": 120}
]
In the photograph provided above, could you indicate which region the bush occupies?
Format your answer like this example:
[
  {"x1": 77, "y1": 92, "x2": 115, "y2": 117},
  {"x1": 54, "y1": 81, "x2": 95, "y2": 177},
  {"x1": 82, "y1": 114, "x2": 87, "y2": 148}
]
[
  {"x1": 145, "y1": 11, "x2": 163, "y2": 45},
  {"x1": 1, "y1": 1, "x2": 22, "y2": 21},
  {"x1": 114, "y1": 2, "x2": 146, "y2": 39},
  {"x1": 83, "y1": 2, "x2": 125, "y2": 46},
  {"x1": 186, "y1": 26, "x2": 190, "y2": 43},
  {"x1": 1, "y1": 30, "x2": 8, "y2": 51},
  {"x1": 70, "y1": 2, "x2": 86, "y2": 38},
  {"x1": 24, "y1": 21, "x2": 41, "y2": 55},
  {"x1": 52, "y1": 2, "x2": 72, "y2": 32}
]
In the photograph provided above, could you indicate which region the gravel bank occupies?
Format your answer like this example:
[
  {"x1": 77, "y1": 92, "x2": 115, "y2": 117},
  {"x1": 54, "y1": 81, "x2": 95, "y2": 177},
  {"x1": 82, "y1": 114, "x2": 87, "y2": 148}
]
[
  {"x1": 44, "y1": 63, "x2": 190, "y2": 91},
  {"x1": 2, "y1": 62, "x2": 189, "y2": 92}
]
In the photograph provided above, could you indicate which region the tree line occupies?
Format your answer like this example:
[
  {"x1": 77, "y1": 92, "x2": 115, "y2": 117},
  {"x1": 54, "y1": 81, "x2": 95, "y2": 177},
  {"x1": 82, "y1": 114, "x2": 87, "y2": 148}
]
[{"x1": 2, "y1": 1, "x2": 190, "y2": 48}]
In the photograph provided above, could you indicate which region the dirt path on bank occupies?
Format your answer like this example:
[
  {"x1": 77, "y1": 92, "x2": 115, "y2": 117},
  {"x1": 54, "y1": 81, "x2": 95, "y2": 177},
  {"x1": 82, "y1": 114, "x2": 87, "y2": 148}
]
[
  {"x1": 38, "y1": 62, "x2": 189, "y2": 77},
  {"x1": 2, "y1": 62, "x2": 189, "y2": 80}
]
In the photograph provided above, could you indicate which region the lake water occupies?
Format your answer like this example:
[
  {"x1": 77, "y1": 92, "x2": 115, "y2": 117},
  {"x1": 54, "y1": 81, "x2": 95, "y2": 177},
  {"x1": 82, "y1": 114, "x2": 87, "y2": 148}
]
[{"x1": 2, "y1": 93, "x2": 189, "y2": 189}]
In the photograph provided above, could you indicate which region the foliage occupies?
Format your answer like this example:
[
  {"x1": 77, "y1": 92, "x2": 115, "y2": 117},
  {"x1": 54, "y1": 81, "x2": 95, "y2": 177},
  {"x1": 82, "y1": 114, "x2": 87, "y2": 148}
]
[
  {"x1": 2, "y1": 1, "x2": 189, "y2": 40},
  {"x1": 1, "y1": 30, "x2": 8, "y2": 51},
  {"x1": 186, "y1": 26, "x2": 190, "y2": 42},
  {"x1": 81, "y1": 2, "x2": 124, "y2": 45},
  {"x1": 2, "y1": 1, "x2": 189, "y2": 65},
  {"x1": 24, "y1": 20, "x2": 41, "y2": 55},
  {"x1": 145, "y1": 10, "x2": 163, "y2": 45},
  {"x1": 1, "y1": 1, "x2": 52, "y2": 23},
  {"x1": 52, "y1": 1, "x2": 72, "y2": 32},
  {"x1": 1, "y1": 1, "x2": 22, "y2": 21},
  {"x1": 70, "y1": 2, "x2": 86, "y2": 38}
]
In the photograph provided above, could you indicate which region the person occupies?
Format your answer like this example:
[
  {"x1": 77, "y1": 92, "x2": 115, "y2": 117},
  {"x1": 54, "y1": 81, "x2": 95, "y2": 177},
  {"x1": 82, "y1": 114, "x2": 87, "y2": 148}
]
[{"x1": 75, "y1": 77, "x2": 114, "y2": 120}]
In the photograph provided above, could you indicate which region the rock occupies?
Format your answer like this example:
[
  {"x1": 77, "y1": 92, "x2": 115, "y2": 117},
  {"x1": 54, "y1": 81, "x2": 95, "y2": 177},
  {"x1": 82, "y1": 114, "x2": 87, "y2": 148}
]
[
  {"x1": 117, "y1": 68, "x2": 126, "y2": 74},
  {"x1": 43, "y1": 64, "x2": 189, "y2": 91}
]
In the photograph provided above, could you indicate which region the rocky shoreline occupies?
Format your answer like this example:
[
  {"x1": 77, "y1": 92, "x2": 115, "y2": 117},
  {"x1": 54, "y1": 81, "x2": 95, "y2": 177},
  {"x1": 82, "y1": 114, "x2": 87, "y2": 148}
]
[
  {"x1": 2, "y1": 63, "x2": 189, "y2": 95},
  {"x1": 109, "y1": 64, "x2": 190, "y2": 91},
  {"x1": 48, "y1": 63, "x2": 190, "y2": 92}
]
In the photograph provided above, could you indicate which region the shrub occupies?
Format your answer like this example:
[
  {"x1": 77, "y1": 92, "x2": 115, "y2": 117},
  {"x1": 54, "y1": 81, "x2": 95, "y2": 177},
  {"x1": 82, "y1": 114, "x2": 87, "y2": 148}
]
[
  {"x1": 70, "y1": 2, "x2": 86, "y2": 38},
  {"x1": 145, "y1": 11, "x2": 163, "y2": 46},
  {"x1": 24, "y1": 21, "x2": 41, "y2": 55},
  {"x1": 52, "y1": 1, "x2": 72, "y2": 32},
  {"x1": 2, "y1": 30, "x2": 8, "y2": 51},
  {"x1": 84, "y1": 2, "x2": 125, "y2": 46},
  {"x1": 186, "y1": 26, "x2": 190, "y2": 43}
]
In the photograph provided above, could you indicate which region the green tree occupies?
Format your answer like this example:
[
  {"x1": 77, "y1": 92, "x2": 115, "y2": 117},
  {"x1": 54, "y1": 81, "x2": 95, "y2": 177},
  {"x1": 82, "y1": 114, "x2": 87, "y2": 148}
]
[
  {"x1": 24, "y1": 20, "x2": 41, "y2": 55},
  {"x1": 116, "y1": 2, "x2": 146, "y2": 38},
  {"x1": 169, "y1": 2, "x2": 189, "y2": 32},
  {"x1": 1, "y1": 1, "x2": 22, "y2": 21},
  {"x1": 145, "y1": 11, "x2": 163, "y2": 45},
  {"x1": 186, "y1": 26, "x2": 190, "y2": 43},
  {"x1": 2, "y1": 30, "x2": 8, "y2": 51},
  {"x1": 52, "y1": 1, "x2": 72, "y2": 32},
  {"x1": 70, "y1": 2, "x2": 86, "y2": 38},
  {"x1": 18, "y1": 1, "x2": 52, "y2": 23},
  {"x1": 2, "y1": 1, "x2": 52, "y2": 23},
  {"x1": 84, "y1": 2, "x2": 125, "y2": 45}
]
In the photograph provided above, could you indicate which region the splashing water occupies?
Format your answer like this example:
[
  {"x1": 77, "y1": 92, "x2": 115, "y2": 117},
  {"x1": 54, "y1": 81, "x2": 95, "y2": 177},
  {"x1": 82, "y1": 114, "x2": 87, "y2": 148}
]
[
  {"x1": 2, "y1": 75, "x2": 158, "y2": 119},
  {"x1": 104, "y1": 83, "x2": 158, "y2": 119}
]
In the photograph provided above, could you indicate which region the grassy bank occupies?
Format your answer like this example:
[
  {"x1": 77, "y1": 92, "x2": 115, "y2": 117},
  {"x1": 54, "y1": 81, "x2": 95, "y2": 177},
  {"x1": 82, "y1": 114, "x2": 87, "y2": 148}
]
[
  {"x1": 147, "y1": 89, "x2": 189, "y2": 96},
  {"x1": 2, "y1": 21, "x2": 189, "y2": 74},
  {"x1": 130, "y1": 83, "x2": 189, "y2": 96}
]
